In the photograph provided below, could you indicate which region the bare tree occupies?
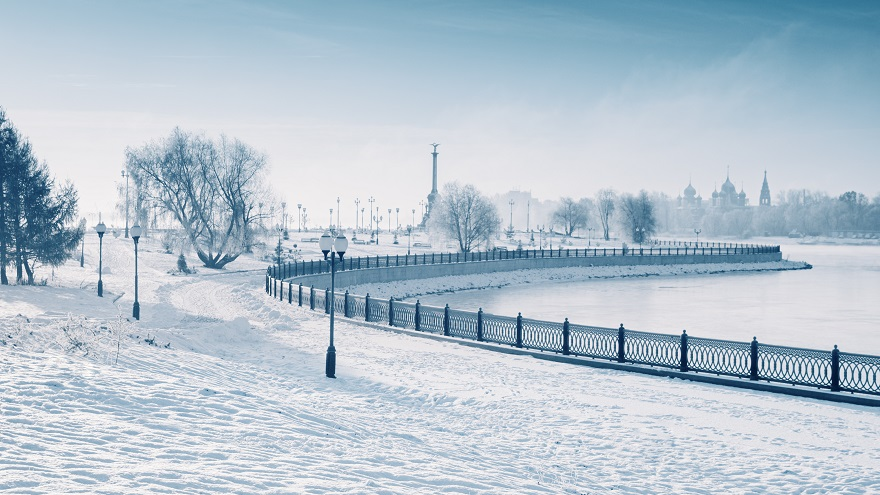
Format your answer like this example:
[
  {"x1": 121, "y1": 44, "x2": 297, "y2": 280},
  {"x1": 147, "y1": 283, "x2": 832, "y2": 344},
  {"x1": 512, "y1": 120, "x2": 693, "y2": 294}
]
[
  {"x1": 125, "y1": 128, "x2": 267, "y2": 269},
  {"x1": 595, "y1": 188, "x2": 616, "y2": 241},
  {"x1": 618, "y1": 190, "x2": 656, "y2": 244},
  {"x1": 431, "y1": 182, "x2": 500, "y2": 252},
  {"x1": 551, "y1": 197, "x2": 591, "y2": 236}
]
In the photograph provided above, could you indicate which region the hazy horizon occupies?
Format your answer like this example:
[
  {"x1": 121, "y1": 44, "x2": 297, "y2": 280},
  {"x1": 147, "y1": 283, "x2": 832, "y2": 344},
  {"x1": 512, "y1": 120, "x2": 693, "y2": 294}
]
[{"x1": 2, "y1": 1, "x2": 878, "y2": 225}]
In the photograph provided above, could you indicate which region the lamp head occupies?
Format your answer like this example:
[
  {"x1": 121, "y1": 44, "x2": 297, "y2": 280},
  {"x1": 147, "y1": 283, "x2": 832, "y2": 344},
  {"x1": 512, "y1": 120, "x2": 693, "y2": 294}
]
[
  {"x1": 95, "y1": 222, "x2": 107, "y2": 235},
  {"x1": 130, "y1": 224, "x2": 143, "y2": 240},
  {"x1": 319, "y1": 230, "x2": 332, "y2": 259},
  {"x1": 335, "y1": 232, "x2": 348, "y2": 258}
]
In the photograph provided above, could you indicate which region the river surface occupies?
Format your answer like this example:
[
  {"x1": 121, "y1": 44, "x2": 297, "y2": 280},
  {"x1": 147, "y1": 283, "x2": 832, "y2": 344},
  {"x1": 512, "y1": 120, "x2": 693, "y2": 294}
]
[{"x1": 416, "y1": 243, "x2": 880, "y2": 354}]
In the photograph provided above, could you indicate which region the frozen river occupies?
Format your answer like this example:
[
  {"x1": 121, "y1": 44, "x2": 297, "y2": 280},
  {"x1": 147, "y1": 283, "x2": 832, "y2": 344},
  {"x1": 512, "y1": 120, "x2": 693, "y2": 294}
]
[{"x1": 416, "y1": 243, "x2": 880, "y2": 355}]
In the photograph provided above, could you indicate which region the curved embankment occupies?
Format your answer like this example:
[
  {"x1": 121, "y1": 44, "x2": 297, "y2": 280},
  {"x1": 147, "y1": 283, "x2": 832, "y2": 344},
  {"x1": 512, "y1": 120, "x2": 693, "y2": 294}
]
[
  {"x1": 284, "y1": 249, "x2": 799, "y2": 295},
  {"x1": 347, "y1": 260, "x2": 811, "y2": 300}
]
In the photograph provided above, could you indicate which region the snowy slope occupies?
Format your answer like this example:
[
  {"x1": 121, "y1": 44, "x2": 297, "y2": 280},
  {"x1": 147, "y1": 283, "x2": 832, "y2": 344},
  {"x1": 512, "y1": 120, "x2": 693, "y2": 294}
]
[{"x1": 1, "y1": 235, "x2": 878, "y2": 494}]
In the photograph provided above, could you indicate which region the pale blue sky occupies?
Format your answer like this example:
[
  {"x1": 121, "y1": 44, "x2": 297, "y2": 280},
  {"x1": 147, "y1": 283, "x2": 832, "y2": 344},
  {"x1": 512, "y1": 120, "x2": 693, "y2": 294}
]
[{"x1": 2, "y1": 0, "x2": 878, "y2": 225}]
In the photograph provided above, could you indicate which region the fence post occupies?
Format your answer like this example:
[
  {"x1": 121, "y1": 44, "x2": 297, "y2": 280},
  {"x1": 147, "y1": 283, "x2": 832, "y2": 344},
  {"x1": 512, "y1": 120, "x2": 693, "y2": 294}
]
[
  {"x1": 265, "y1": 273, "x2": 269, "y2": 293},
  {"x1": 750, "y1": 337, "x2": 759, "y2": 380},
  {"x1": 516, "y1": 313, "x2": 523, "y2": 348},
  {"x1": 477, "y1": 308, "x2": 484, "y2": 341},
  {"x1": 280, "y1": 281, "x2": 284, "y2": 301},
  {"x1": 831, "y1": 345, "x2": 840, "y2": 391},
  {"x1": 288, "y1": 282, "x2": 292, "y2": 304},
  {"x1": 415, "y1": 300, "x2": 421, "y2": 331},
  {"x1": 444, "y1": 304, "x2": 450, "y2": 336},
  {"x1": 344, "y1": 290, "x2": 350, "y2": 318},
  {"x1": 325, "y1": 288, "x2": 330, "y2": 314},
  {"x1": 365, "y1": 293, "x2": 371, "y2": 322},
  {"x1": 562, "y1": 318, "x2": 570, "y2": 355},
  {"x1": 388, "y1": 298, "x2": 395, "y2": 326},
  {"x1": 309, "y1": 286, "x2": 315, "y2": 310},
  {"x1": 617, "y1": 324, "x2": 626, "y2": 363},
  {"x1": 680, "y1": 330, "x2": 689, "y2": 372},
  {"x1": 298, "y1": 283, "x2": 303, "y2": 306}
]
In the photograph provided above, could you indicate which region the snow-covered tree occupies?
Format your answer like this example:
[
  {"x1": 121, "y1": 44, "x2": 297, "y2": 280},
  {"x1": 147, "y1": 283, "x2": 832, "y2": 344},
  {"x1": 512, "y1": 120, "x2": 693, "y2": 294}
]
[{"x1": 431, "y1": 182, "x2": 500, "y2": 252}]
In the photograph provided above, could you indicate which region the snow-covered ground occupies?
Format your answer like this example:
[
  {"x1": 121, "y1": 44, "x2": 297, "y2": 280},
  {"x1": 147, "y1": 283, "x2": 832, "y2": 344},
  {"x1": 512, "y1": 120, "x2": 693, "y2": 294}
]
[
  {"x1": 348, "y1": 260, "x2": 810, "y2": 300},
  {"x1": 1, "y1": 235, "x2": 878, "y2": 494}
]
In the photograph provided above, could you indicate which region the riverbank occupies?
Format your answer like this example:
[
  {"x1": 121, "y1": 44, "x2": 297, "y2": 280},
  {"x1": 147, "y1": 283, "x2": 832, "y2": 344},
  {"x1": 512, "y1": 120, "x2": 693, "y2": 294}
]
[{"x1": 349, "y1": 259, "x2": 811, "y2": 300}]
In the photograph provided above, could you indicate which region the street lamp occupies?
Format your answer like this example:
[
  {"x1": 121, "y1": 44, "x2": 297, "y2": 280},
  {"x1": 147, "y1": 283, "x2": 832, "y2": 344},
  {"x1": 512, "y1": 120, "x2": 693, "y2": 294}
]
[
  {"x1": 130, "y1": 224, "x2": 143, "y2": 320},
  {"x1": 96, "y1": 221, "x2": 106, "y2": 297},
  {"x1": 694, "y1": 228, "x2": 701, "y2": 245},
  {"x1": 635, "y1": 227, "x2": 645, "y2": 250},
  {"x1": 319, "y1": 230, "x2": 348, "y2": 379},
  {"x1": 368, "y1": 197, "x2": 375, "y2": 240},
  {"x1": 297, "y1": 204, "x2": 302, "y2": 232},
  {"x1": 329, "y1": 208, "x2": 334, "y2": 232},
  {"x1": 407, "y1": 225, "x2": 413, "y2": 255},
  {"x1": 354, "y1": 198, "x2": 360, "y2": 231},
  {"x1": 121, "y1": 169, "x2": 129, "y2": 238},
  {"x1": 395, "y1": 208, "x2": 400, "y2": 230},
  {"x1": 587, "y1": 227, "x2": 593, "y2": 247},
  {"x1": 336, "y1": 197, "x2": 340, "y2": 229},
  {"x1": 508, "y1": 199, "x2": 515, "y2": 234},
  {"x1": 387, "y1": 208, "x2": 392, "y2": 233}
]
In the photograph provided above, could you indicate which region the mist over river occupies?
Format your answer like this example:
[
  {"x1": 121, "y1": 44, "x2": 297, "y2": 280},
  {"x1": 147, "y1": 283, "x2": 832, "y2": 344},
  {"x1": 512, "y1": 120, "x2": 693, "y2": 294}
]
[{"x1": 415, "y1": 243, "x2": 880, "y2": 355}]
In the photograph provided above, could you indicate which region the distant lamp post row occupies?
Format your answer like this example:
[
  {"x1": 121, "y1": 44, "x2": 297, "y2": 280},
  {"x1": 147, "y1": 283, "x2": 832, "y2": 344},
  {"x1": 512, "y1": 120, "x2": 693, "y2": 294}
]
[{"x1": 319, "y1": 230, "x2": 348, "y2": 378}]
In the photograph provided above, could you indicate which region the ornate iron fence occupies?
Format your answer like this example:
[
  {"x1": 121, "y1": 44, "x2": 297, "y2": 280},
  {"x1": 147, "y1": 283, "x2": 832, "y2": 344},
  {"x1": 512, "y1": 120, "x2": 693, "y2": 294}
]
[
  {"x1": 267, "y1": 242, "x2": 781, "y2": 279},
  {"x1": 264, "y1": 244, "x2": 879, "y2": 397}
]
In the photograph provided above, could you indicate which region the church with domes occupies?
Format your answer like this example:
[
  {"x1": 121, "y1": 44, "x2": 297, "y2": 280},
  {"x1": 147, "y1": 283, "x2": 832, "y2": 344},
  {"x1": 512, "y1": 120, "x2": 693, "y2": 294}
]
[{"x1": 676, "y1": 169, "x2": 771, "y2": 210}]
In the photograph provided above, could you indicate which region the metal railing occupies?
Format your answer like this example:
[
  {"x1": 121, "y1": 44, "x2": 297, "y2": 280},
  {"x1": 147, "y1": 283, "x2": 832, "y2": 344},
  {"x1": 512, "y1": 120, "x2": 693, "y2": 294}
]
[
  {"x1": 267, "y1": 242, "x2": 781, "y2": 279},
  {"x1": 264, "y1": 243, "x2": 879, "y2": 397}
]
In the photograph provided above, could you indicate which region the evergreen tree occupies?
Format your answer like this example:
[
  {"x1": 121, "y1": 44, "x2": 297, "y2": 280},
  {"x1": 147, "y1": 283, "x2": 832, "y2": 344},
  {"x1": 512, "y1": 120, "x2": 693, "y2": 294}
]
[{"x1": 0, "y1": 107, "x2": 82, "y2": 285}]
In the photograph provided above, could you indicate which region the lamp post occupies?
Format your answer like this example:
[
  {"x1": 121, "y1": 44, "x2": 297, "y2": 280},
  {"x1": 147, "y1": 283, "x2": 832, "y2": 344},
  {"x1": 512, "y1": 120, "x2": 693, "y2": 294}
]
[
  {"x1": 329, "y1": 208, "x2": 334, "y2": 232},
  {"x1": 527, "y1": 200, "x2": 530, "y2": 232},
  {"x1": 96, "y1": 221, "x2": 106, "y2": 297},
  {"x1": 131, "y1": 224, "x2": 142, "y2": 320},
  {"x1": 297, "y1": 204, "x2": 302, "y2": 232},
  {"x1": 319, "y1": 230, "x2": 348, "y2": 379},
  {"x1": 508, "y1": 199, "x2": 515, "y2": 234},
  {"x1": 336, "y1": 197, "x2": 340, "y2": 229},
  {"x1": 368, "y1": 197, "x2": 375, "y2": 240},
  {"x1": 354, "y1": 198, "x2": 360, "y2": 231},
  {"x1": 122, "y1": 169, "x2": 130, "y2": 238},
  {"x1": 387, "y1": 208, "x2": 392, "y2": 233},
  {"x1": 361, "y1": 208, "x2": 365, "y2": 234},
  {"x1": 587, "y1": 227, "x2": 593, "y2": 247},
  {"x1": 694, "y1": 228, "x2": 701, "y2": 245},
  {"x1": 376, "y1": 207, "x2": 381, "y2": 245},
  {"x1": 281, "y1": 202, "x2": 287, "y2": 234},
  {"x1": 635, "y1": 227, "x2": 645, "y2": 250},
  {"x1": 395, "y1": 208, "x2": 400, "y2": 230}
]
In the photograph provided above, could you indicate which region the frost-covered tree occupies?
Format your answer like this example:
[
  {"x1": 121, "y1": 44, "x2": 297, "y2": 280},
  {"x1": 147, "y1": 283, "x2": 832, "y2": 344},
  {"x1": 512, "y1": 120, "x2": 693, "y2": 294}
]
[
  {"x1": 126, "y1": 128, "x2": 268, "y2": 269},
  {"x1": 0, "y1": 108, "x2": 82, "y2": 285},
  {"x1": 431, "y1": 182, "x2": 500, "y2": 252},
  {"x1": 618, "y1": 190, "x2": 656, "y2": 244},
  {"x1": 595, "y1": 188, "x2": 616, "y2": 241},
  {"x1": 551, "y1": 197, "x2": 591, "y2": 236}
]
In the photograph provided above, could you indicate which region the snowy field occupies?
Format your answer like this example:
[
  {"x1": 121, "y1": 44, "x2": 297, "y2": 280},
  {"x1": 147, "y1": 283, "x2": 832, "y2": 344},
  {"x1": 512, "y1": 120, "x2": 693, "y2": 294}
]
[{"x1": 1, "y1": 234, "x2": 878, "y2": 494}]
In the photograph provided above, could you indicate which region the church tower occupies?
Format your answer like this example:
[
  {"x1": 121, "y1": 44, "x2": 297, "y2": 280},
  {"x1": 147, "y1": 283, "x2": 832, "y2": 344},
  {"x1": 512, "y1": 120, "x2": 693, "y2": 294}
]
[{"x1": 759, "y1": 171, "x2": 771, "y2": 207}]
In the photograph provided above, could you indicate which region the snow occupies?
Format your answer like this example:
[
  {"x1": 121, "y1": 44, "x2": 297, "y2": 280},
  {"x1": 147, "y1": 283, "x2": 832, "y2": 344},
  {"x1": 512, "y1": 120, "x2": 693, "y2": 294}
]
[{"x1": 1, "y1": 235, "x2": 878, "y2": 494}]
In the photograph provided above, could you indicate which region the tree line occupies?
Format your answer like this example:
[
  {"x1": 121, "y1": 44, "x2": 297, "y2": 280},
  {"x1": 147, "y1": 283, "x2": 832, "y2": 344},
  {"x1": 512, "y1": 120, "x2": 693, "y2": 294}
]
[{"x1": 0, "y1": 108, "x2": 82, "y2": 285}]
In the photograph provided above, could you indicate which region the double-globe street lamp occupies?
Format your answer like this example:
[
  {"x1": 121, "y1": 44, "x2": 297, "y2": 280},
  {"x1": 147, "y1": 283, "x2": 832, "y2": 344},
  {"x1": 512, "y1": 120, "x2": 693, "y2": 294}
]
[
  {"x1": 96, "y1": 221, "x2": 106, "y2": 297},
  {"x1": 131, "y1": 224, "x2": 143, "y2": 320},
  {"x1": 319, "y1": 230, "x2": 348, "y2": 378}
]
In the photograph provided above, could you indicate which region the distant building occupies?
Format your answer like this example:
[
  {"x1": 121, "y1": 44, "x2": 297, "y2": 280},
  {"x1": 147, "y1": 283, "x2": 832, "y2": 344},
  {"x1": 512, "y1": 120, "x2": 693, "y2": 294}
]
[
  {"x1": 759, "y1": 171, "x2": 771, "y2": 207},
  {"x1": 710, "y1": 169, "x2": 748, "y2": 208},
  {"x1": 676, "y1": 179, "x2": 703, "y2": 209}
]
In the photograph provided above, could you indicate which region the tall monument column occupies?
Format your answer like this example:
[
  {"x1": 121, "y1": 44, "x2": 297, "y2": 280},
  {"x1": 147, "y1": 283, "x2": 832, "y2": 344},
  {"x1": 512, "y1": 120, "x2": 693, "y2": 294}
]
[{"x1": 425, "y1": 143, "x2": 440, "y2": 223}]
